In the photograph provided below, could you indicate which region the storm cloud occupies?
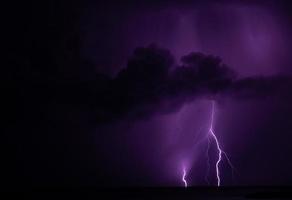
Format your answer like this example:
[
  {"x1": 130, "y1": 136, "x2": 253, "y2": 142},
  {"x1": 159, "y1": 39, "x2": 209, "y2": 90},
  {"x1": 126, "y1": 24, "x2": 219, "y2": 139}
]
[{"x1": 92, "y1": 44, "x2": 292, "y2": 122}]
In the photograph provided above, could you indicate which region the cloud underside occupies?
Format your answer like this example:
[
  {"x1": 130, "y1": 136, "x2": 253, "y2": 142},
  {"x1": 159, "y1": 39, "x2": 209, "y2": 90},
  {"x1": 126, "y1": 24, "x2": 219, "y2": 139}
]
[{"x1": 93, "y1": 44, "x2": 292, "y2": 122}]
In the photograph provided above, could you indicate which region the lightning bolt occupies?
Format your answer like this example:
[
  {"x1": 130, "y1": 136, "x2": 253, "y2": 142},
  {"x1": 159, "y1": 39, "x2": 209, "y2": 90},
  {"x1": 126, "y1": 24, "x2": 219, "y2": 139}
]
[
  {"x1": 182, "y1": 165, "x2": 188, "y2": 187},
  {"x1": 179, "y1": 100, "x2": 235, "y2": 187},
  {"x1": 208, "y1": 100, "x2": 235, "y2": 186}
]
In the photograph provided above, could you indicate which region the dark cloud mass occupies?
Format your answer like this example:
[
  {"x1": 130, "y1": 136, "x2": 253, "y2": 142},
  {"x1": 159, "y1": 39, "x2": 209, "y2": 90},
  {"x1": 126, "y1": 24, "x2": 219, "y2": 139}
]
[
  {"x1": 227, "y1": 75, "x2": 292, "y2": 100},
  {"x1": 92, "y1": 44, "x2": 292, "y2": 122}
]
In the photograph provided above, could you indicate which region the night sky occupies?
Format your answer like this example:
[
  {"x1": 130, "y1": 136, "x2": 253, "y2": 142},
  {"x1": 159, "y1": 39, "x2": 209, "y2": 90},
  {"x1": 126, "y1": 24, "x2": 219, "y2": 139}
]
[{"x1": 4, "y1": 0, "x2": 292, "y2": 188}]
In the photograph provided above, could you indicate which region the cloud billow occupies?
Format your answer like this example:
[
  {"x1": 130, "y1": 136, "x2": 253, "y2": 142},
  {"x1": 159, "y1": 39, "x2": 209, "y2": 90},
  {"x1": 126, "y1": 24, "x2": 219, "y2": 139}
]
[{"x1": 94, "y1": 44, "x2": 292, "y2": 122}]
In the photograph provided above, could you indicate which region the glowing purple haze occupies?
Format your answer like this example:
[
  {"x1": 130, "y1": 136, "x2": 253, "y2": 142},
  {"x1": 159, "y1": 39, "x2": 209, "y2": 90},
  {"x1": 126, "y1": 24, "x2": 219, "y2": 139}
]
[
  {"x1": 83, "y1": 2, "x2": 292, "y2": 77},
  {"x1": 182, "y1": 165, "x2": 187, "y2": 187}
]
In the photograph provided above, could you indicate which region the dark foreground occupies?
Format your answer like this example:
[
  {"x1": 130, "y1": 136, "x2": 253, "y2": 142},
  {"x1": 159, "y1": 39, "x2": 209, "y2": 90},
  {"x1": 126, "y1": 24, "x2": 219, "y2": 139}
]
[{"x1": 3, "y1": 187, "x2": 292, "y2": 199}]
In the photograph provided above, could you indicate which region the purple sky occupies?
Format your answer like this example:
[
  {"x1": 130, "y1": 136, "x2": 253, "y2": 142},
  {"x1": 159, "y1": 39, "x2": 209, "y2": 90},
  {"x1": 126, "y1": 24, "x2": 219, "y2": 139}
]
[
  {"x1": 82, "y1": 0, "x2": 292, "y2": 186},
  {"x1": 82, "y1": 1, "x2": 292, "y2": 77}
]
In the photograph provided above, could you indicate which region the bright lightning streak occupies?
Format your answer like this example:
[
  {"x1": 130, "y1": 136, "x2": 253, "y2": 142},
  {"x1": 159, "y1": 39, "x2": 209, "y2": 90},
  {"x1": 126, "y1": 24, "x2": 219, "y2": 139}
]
[
  {"x1": 209, "y1": 129, "x2": 222, "y2": 186},
  {"x1": 182, "y1": 166, "x2": 188, "y2": 188},
  {"x1": 178, "y1": 100, "x2": 235, "y2": 187},
  {"x1": 208, "y1": 100, "x2": 234, "y2": 186}
]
